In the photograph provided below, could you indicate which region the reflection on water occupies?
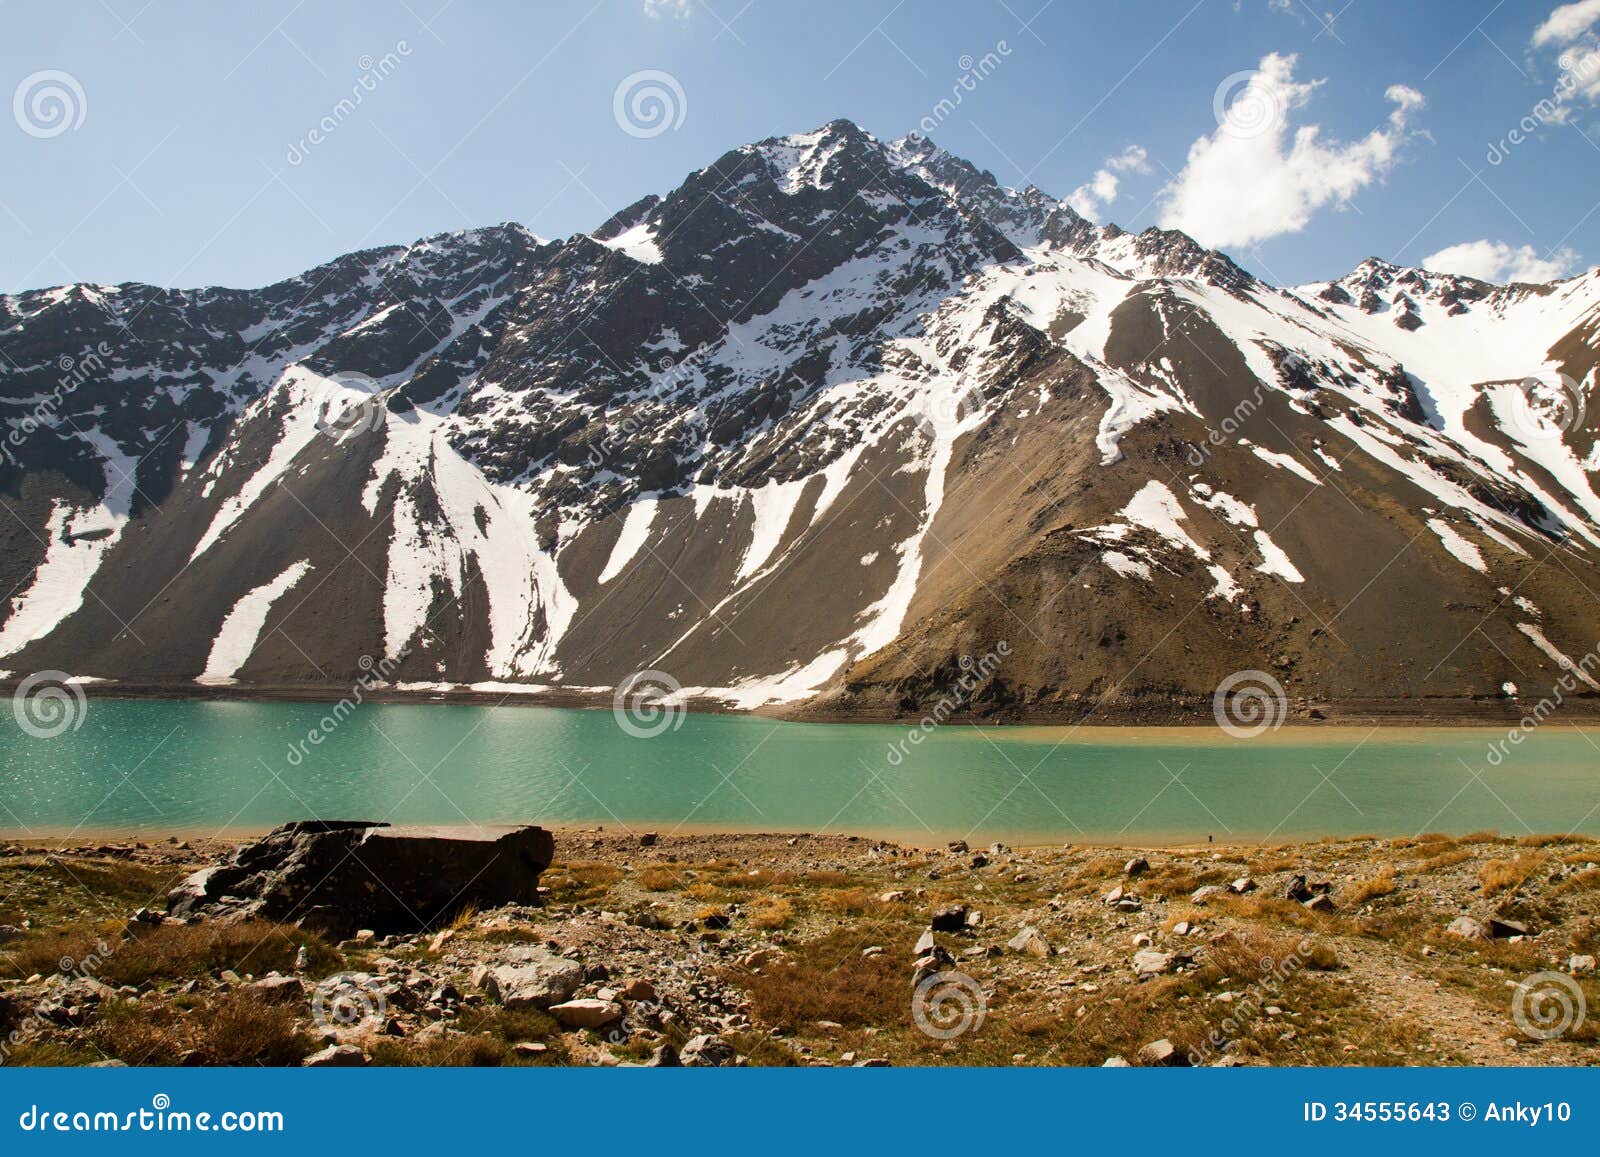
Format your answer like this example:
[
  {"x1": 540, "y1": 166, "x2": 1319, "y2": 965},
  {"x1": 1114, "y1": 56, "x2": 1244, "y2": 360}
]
[{"x1": 0, "y1": 698, "x2": 1596, "y2": 843}]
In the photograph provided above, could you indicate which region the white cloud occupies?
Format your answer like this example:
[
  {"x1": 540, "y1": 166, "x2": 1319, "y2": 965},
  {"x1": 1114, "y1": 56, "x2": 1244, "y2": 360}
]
[
  {"x1": 1420, "y1": 239, "x2": 1580, "y2": 284},
  {"x1": 1067, "y1": 145, "x2": 1149, "y2": 221},
  {"x1": 1157, "y1": 53, "x2": 1424, "y2": 249},
  {"x1": 644, "y1": 0, "x2": 692, "y2": 18},
  {"x1": 1533, "y1": 0, "x2": 1600, "y2": 46}
]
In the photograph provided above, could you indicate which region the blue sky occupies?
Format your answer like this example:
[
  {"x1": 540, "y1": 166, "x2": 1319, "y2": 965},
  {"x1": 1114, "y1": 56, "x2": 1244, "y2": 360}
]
[{"x1": 1, "y1": 0, "x2": 1596, "y2": 291}]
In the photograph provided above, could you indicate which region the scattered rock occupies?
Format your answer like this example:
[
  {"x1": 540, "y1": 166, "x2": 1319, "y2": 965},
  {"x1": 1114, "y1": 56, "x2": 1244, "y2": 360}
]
[
  {"x1": 1445, "y1": 916, "x2": 1490, "y2": 942},
  {"x1": 1136, "y1": 1038, "x2": 1189, "y2": 1067},
  {"x1": 1229, "y1": 876, "x2": 1257, "y2": 894},
  {"x1": 621, "y1": 978, "x2": 658, "y2": 1002},
  {"x1": 1570, "y1": 954, "x2": 1597, "y2": 976},
  {"x1": 1124, "y1": 857, "x2": 1150, "y2": 877},
  {"x1": 480, "y1": 949, "x2": 584, "y2": 1010},
  {"x1": 302, "y1": 1044, "x2": 367, "y2": 1068},
  {"x1": 549, "y1": 998, "x2": 622, "y2": 1029},
  {"x1": 1284, "y1": 875, "x2": 1313, "y2": 902},
  {"x1": 1007, "y1": 926, "x2": 1051, "y2": 957},
  {"x1": 638, "y1": 832, "x2": 658, "y2": 847},
  {"x1": 930, "y1": 904, "x2": 967, "y2": 932},
  {"x1": 512, "y1": 1041, "x2": 548, "y2": 1057},
  {"x1": 1191, "y1": 885, "x2": 1224, "y2": 905},
  {"x1": 1132, "y1": 949, "x2": 1176, "y2": 977},
  {"x1": 1302, "y1": 895, "x2": 1336, "y2": 914},
  {"x1": 680, "y1": 1034, "x2": 737, "y2": 1067},
  {"x1": 1489, "y1": 917, "x2": 1529, "y2": 940},
  {"x1": 1101, "y1": 1055, "x2": 1130, "y2": 1067},
  {"x1": 249, "y1": 974, "x2": 305, "y2": 1004}
]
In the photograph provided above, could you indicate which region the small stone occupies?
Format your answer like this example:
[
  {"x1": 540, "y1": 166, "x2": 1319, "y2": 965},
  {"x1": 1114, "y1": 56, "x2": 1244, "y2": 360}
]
[
  {"x1": 638, "y1": 832, "x2": 658, "y2": 847},
  {"x1": 1102, "y1": 1056, "x2": 1130, "y2": 1067},
  {"x1": 1489, "y1": 917, "x2": 1529, "y2": 939},
  {"x1": 302, "y1": 1044, "x2": 367, "y2": 1068},
  {"x1": 930, "y1": 904, "x2": 967, "y2": 932},
  {"x1": 1124, "y1": 857, "x2": 1150, "y2": 877},
  {"x1": 1007, "y1": 926, "x2": 1051, "y2": 957},
  {"x1": 1569, "y1": 954, "x2": 1596, "y2": 976},
  {"x1": 1229, "y1": 876, "x2": 1256, "y2": 894},
  {"x1": 680, "y1": 1034, "x2": 737, "y2": 1067},
  {"x1": 1172, "y1": 921, "x2": 1193, "y2": 936},
  {"x1": 1136, "y1": 1038, "x2": 1188, "y2": 1067},
  {"x1": 1132, "y1": 949, "x2": 1175, "y2": 977},
  {"x1": 878, "y1": 891, "x2": 908, "y2": 904},
  {"x1": 549, "y1": 998, "x2": 623, "y2": 1029},
  {"x1": 1191, "y1": 885, "x2": 1224, "y2": 905},
  {"x1": 1103, "y1": 885, "x2": 1125, "y2": 905},
  {"x1": 353, "y1": 929, "x2": 377, "y2": 946},
  {"x1": 428, "y1": 929, "x2": 456, "y2": 953},
  {"x1": 1284, "y1": 874, "x2": 1312, "y2": 902},
  {"x1": 621, "y1": 978, "x2": 658, "y2": 1002},
  {"x1": 965, "y1": 909, "x2": 984, "y2": 928},
  {"x1": 513, "y1": 1041, "x2": 548, "y2": 1056},
  {"x1": 1302, "y1": 894, "x2": 1336, "y2": 914},
  {"x1": 1132, "y1": 932, "x2": 1154, "y2": 948},
  {"x1": 1446, "y1": 916, "x2": 1490, "y2": 942},
  {"x1": 249, "y1": 974, "x2": 304, "y2": 1003}
]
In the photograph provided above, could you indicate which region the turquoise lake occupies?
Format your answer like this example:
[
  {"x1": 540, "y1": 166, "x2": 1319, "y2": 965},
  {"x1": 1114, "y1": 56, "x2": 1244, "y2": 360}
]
[{"x1": 0, "y1": 699, "x2": 1596, "y2": 843}]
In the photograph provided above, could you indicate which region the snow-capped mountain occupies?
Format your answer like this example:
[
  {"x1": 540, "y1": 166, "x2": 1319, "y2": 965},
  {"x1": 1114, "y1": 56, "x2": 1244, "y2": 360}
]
[{"x1": 3, "y1": 119, "x2": 1599, "y2": 719}]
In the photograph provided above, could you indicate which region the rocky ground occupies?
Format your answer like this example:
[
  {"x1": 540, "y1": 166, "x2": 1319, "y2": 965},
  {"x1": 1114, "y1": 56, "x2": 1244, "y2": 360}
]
[{"x1": 1, "y1": 828, "x2": 1597, "y2": 1067}]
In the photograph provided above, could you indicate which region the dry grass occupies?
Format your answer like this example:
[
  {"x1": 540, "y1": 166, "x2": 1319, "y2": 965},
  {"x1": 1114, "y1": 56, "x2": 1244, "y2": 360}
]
[
  {"x1": 747, "y1": 898, "x2": 794, "y2": 930},
  {"x1": 9, "y1": 923, "x2": 339, "y2": 989},
  {"x1": 637, "y1": 867, "x2": 683, "y2": 891},
  {"x1": 1479, "y1": 854, "x2": 1548, "y2": 897},
  {"x1": 94, "y1": 991, "x2": 313, "y2": 1066},
  {"x1": 1418, "y1": 848, "x2": 1472, "y2": 873},
  {"x1": 1342, "y1": 868, "x2": 1397, "y2": 905},
  {"x1": 818, "y1": 888, "x2": 876, "y2": 915},
  {"x1": 729, "y1": 924, "x2": 907, "y2": 1030}
]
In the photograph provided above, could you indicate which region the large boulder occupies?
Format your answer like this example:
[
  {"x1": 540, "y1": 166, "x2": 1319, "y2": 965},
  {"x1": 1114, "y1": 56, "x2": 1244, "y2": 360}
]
[
  {"x1": 166, "y1": 821, "x2": 555, "y2": 936},
  {"x1": 479, "y1": 948, "x2": 584, "y2": 1010}
]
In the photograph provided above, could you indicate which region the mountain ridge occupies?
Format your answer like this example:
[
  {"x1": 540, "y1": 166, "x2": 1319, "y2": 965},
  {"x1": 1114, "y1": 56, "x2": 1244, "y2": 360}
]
[{"x1": 3, "y1": 118, "x2": 1599, "y2": 721}]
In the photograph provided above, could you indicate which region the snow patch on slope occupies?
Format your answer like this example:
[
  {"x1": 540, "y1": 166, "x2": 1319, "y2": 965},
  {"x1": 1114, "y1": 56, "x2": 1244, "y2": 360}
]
[{"x1": 197, "y1": 560, "x2": 312, "y2": 684}]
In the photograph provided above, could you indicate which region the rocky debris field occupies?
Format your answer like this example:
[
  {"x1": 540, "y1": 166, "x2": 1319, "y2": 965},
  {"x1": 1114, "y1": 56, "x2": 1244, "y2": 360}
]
[{"x1": 0, "y1": 828, "x2": 1597, "y2": 1067}]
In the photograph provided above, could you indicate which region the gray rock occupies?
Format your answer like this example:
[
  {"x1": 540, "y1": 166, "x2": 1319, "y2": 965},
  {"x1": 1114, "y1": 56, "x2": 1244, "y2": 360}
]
[
  {"x1": 1490, "y1": 917, "x2": 1529, "y2": 939},
  {"x1": 1137, "y1": 1038, "x2": 1189, "y2": 1067},
  {"x1": 1132, "y1": 949, "x2": 1175, "y2": 977},
  {"x1": 302, "y1": 1044, "x2": 367, "y2": 1068},
  {"x1": 549, "y1": 998, "x2": 623, "y2": 1028},
  {"x1": 1124, "y1": 857, "x2": 1150, "y2": 877},
  {"x1": 1101, "y1": 1055, "x2": 1130, "y2": 1067},
  {"x1": 1569, "y1": 954, "x2": 1596, "y2": 976},
  {"x1": 1229, "y1": 876, "x2": 1256, "y2": 894},
  {"x1": 1302, "y1": 894, "x2": 1336, "y2": 914},
  {"x1": 480, "y1": 950, "x2": 583, "y2": 1010},
  {"x1": 249, "y1": 974, "x2": 305, "y2": 1004},
  {"x1": 1191, "y1": 885, "x2": 1224, "y2": 905},
  {"x1": 1445, "y1": 916, "x2": 1490, "y2": 942},
  {"x1": 680, "y1": 1034, "x2": 737, "y2": 1067},
  {"x1": 914, "y1": 929, "x2": 937, "y2": 956},
  {"x1": 1007, "y1": 926, "x2": 1051, "y2": 957},
  {"x1": 166, "y1": 820, "x2": 555, "y2": 937}
]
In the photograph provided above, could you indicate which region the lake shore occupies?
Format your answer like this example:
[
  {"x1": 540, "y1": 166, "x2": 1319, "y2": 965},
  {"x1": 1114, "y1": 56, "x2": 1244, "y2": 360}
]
[
  {"x1": 1, "y1": 827, "x2": 1596, "y2": 1068},
  {"x1": 11, "y1": 678, "x2": 1600, "y2": 727}
]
